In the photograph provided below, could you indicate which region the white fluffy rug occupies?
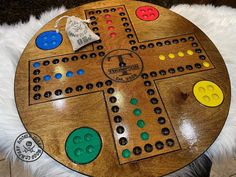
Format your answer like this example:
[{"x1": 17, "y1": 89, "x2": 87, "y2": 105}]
[{"x1": 0, "y1": 4, "x2": 236, "y2": 177}]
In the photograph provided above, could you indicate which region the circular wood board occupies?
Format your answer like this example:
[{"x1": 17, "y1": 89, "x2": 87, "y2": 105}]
[{"x1": 15, "y1": 0, "x2": 231, "y2": 176}]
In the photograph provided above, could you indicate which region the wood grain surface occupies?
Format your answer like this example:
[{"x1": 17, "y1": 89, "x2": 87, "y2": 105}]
[{"x1": 15, "y1": 0, "x2": 231, "y2": 176}]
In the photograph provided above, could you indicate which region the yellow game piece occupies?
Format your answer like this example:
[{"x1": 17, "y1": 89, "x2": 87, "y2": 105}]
[
  {"x1": 207, "y1": 85, "x2": 214, "y2": 91},
  {"x1": 159, "y1": 55, "x2": 165, "y2": 61},
  {"x1": 178, "y1": 51, "x2": 184, "y2": 57},
  {"x1": 212, "y1": 94, "x2": 219, "y2": 100},
  {"x1": 187, "y1": 50, "x2": 194, "y2": 55},
  {"x1": 203, "y1": 61, "x2": 210, "y2": 68},
  {"x1": 203, "y1": 95, "x2": 211, "y2": 102},
  {"x1": 193, "y1": 81, "x2": 224, "y2": 107},
  {"x1": 168, "y1": 53, "x2": 175, "y2": 59},
  {"x1": 198, "y1": 87, "x2": 206, "y2": 93}
]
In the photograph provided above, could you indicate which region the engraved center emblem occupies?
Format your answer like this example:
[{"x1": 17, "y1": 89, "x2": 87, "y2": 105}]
[{"x1": 102, "y1": 49, "x2": 143, "y2": 82}]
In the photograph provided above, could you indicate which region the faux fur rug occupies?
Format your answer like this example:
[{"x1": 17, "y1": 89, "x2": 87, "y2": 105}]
[{"x1": 0, "y1": 4, "x2": 236, "y2": 177}]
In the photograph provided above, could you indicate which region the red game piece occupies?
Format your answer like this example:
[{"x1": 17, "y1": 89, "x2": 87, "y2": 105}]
[
  {"x1": 106, "y1": 20, "x2": 112, "y2": 24},
  {"x1": 117, "y1": 7, "x2": 124, "y2": 12},
  {"x1": 110, "y1": 32, "x2": 116, "y2": 38},
  {"x1": 108, "y1": 26, "x2": 115, "y2": 30},
  {"x1": 104, "y1": 14, "x2": 111, "y2": 19}
]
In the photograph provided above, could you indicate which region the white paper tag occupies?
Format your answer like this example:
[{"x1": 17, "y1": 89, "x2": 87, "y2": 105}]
[{"x1": 55, "y1": 16, "x2": 100, "y2": 51}]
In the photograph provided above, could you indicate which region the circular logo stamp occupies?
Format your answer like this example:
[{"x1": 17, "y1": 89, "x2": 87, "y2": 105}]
[
  {"x1": 14, "y1": 132, "x2": 44, "y2": 162},
  {"x1": 102, "y1": 49, "x2": 143, "y2": 83}
]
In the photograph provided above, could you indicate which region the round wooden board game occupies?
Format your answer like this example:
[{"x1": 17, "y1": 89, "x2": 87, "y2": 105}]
[{"x1": 15, "y1": 0, "x2": 231, "y2": 176}]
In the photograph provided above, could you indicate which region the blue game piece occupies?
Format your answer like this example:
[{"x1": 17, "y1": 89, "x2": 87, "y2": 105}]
[
  {"x1": 44, "y1": 75, "x2": 51, "y2": 81},
  {"x1": 33, "y1": 62, "x2": 40, "y2": 68},
  {"x1": 66, "y1": 71, "x2": 73, "y2": 78},
  {"x1": 55, "y1": 73, "x2": 62, "y2": 79},
  {"x1": 77, "y1": 69, "x2": 85, "y2": 75},
  {"x1": 35, "y1": 31, "x2": 63, "y2": 50}
]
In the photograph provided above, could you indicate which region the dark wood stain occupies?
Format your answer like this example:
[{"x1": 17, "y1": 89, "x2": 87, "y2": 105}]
[{"x1": 14, "y1": 1, "x2": 230, "y2": 176}]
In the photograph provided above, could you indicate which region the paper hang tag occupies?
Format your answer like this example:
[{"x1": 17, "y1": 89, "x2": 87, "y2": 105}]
[{"x1": 55, "y1": 16, "x2": 100, "y2": 51}]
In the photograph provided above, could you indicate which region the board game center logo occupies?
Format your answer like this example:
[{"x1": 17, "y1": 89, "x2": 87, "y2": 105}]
[
  {"x1": 102, "y1": 49, "x2": 143, "y2": 82},
  {"x1": 14, "y1": 132, "x2": 44, "y2": 162}
]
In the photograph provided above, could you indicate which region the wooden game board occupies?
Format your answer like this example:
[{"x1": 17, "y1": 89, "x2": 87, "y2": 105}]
[{"x1": 15, "y1": 0, "x2": 231, "y2": 176}]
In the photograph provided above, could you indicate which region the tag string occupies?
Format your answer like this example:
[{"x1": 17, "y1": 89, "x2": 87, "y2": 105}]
[
  {"x1": 54, "y1": 16, "x2": 91, "y2": 33},
  {"x1": 54, "y1": 15, "x2": 70, "y2": 33}
]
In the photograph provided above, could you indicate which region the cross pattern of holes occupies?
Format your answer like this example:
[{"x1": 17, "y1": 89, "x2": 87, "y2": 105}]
[
  {"x1": 31, "y1": 5, "x2": 210, "y2": 103},
  {"x1": 27, "y1": 5, "x2": 215, "y2": 165}
]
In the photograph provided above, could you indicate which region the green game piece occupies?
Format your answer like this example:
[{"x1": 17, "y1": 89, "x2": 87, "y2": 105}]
[
  {"x1": 65, "y1": 127, "x2": 102, "y2": 164},
  {"x1": 73, "y1": 136, "x2": 82, "y2": 144},
  {"x1": 133, "y1": 108, "x2": 142, "y2": 116},
  {"x1": 130, "y1": 98, "x2": 138, "y2": 105},
  {"x1": 74, "y1": 148, "x2": 83, "y2": 156},
  {"x1": 137, "y1": 120, "x2": 145, "y2": 128},
  {"x1": 122, "y1": 149, "x2": 131, "y2": 158},
  {"x1": 141, "y1": 132, "x2": 149, "y2": 140}
]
